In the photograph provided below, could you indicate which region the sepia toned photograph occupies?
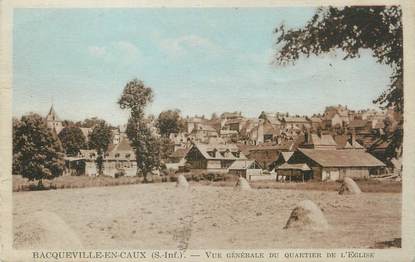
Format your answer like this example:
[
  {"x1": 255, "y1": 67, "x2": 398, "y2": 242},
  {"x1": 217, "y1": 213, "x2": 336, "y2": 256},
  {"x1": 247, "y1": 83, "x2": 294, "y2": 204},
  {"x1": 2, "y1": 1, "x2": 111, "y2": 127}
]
[{"x1": 1, "y1": 1, "x2": 414, "y2": 260}]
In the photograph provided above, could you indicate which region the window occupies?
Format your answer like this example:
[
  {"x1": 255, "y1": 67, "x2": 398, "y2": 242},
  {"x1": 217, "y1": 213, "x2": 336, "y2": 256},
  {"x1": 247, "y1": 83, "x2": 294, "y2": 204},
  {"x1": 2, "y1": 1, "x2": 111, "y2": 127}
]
[{"x1": 115, "y1": 153, "x2": 120, "y2": 158}]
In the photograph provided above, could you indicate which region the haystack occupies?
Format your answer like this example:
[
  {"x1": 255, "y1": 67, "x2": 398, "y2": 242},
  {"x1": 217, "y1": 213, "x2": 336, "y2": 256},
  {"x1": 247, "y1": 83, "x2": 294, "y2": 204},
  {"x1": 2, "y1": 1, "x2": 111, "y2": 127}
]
[
  {"x1": 176, "y1": 174, "x2": 189, "y2": 188},
  {"x1": 234, "y1": 177, "x2": 251, "y2": 191},
  {"x1": 284, "y1": 200, "x2": 329, "y2": 230},
  {"x1": 338, "y1": 177, "x2": 361, "y2": 195},
  {"x1": 14, "y1": 211, "x2": 82, "y2": 249}
]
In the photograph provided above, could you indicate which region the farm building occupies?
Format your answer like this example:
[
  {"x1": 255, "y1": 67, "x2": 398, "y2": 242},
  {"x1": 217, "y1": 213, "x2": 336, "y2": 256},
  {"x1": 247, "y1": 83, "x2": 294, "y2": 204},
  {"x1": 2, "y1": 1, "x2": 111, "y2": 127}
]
[
  {"x1": 247, "y1": 140, "x2": 297, "y2": 170},
  {"x1": 185, "y1": 143, "x2": 247, "y2": 173},
  {"x1": 270, "y1": 151, "x2": 294, "y2": 169},
  {"x1": 228, "y1": 159, "x2": 262, "y2": 178},
  {"x1": 276, "y1": 163, "x2": 312, "y2": 182},
  {"x1": 287, "y1": 148, "x2": 386, "y2": 181}
]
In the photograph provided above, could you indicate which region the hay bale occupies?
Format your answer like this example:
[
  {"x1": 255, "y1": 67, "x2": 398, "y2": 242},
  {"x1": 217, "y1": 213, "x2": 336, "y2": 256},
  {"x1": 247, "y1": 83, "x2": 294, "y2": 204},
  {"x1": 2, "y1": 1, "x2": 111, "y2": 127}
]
[
  {"x1": 176, "y1": 174, "x2": 189, "y2": 188},
  {"x1": 338, "y1": 177, "x2": 361, "y2": 195},
  {"x1": 14, "y1": 211, "x2": 82, "y2": 249},
  {"x1": 284, "y1": 200, "x2": 329, "y2": 230},
  {"x1": 234, "y1": 177, "x2": 251, "y2": 190}
]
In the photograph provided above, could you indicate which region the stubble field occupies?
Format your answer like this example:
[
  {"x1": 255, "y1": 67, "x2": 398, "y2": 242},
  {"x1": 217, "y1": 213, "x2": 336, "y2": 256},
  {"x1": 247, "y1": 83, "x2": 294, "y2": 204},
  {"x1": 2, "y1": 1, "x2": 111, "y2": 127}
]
[{"x1": 13, "y1": 182, "x2": 401, "y2": 249}]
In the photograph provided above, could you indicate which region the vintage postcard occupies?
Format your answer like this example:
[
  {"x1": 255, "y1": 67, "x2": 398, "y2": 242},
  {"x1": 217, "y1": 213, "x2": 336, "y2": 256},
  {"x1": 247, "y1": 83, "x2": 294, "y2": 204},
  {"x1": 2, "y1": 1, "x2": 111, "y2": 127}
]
[{"x1": 1, "y1": 0, "x2": 414, "y2": 261}]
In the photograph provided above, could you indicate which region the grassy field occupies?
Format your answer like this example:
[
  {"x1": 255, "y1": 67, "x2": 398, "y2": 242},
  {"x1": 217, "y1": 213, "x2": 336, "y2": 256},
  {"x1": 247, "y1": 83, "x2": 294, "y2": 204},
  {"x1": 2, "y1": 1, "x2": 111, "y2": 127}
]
[
  {"x1": 12, "y1": 173, "x2": 401, "y2": 193},
  {"x1": 204, "y1": 179, "x2": 402, "y2": 193},
  {"x1": 13, "y1": 183, "x2": 401, "y2": 249}
]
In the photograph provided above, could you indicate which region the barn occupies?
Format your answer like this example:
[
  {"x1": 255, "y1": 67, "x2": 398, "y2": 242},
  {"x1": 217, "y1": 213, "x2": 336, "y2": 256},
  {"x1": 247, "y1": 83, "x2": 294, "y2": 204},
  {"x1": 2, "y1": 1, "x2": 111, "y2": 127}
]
[{"x1": 287, "y1": 148, "x2": 386, "y2": 181}]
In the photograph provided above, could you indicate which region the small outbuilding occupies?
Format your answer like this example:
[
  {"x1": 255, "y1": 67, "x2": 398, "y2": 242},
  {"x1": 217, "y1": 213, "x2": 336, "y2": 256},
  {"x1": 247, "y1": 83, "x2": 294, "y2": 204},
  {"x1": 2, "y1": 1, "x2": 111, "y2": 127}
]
[
  {"x1": 276, "y1": 163, "x2": 312, "y2": 182},
  {"x1": 228, "y1": 159, "x2": 262, "y2": 178}
]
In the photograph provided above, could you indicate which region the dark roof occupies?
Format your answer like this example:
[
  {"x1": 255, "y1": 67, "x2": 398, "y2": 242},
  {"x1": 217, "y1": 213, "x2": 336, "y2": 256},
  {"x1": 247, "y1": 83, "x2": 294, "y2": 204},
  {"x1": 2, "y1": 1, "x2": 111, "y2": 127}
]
[
  {"x1": 297, "y1": 148, "x2": 385, "y2": 167},
  {"x1": 281, "y1": 152, "x2": 294, "y2": 161},
  {"x1": 190, "y1": 143, "x2": 246, "y2": 160},
  {"x1": 348, "y1": 119, "x2": 369, "y2": 128}
]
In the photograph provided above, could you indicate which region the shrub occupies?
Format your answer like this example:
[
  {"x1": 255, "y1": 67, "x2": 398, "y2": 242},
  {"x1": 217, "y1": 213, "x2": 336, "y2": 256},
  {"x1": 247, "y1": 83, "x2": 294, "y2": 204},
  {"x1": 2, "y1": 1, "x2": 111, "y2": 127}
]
[{"x1": 114, "y1": 170, "x2": 125, "y2": 178}]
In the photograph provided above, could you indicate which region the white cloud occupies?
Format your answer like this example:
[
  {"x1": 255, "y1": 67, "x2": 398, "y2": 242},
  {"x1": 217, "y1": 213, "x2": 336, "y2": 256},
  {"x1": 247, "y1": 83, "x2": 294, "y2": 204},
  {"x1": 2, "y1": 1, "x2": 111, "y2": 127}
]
[
  {"x1": 88, "y1": 46, "x2": 106, "y2": 57},
  {"x1": 87, "y1": 41, "x2": 140, "y2": 64},
  {"x1": 113, "y1": 41, "x2": 140, "y2": 58},
  {"x1": 159, "y1": 35, "x2": 220, "y2": 58}
]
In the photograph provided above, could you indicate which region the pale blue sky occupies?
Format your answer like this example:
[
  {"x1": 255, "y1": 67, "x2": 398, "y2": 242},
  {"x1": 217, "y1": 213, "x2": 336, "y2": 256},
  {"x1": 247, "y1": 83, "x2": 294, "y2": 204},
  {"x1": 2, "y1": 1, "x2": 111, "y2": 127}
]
[{"x1": 13, "y1": 8, "x2": 392, "y2": 125}]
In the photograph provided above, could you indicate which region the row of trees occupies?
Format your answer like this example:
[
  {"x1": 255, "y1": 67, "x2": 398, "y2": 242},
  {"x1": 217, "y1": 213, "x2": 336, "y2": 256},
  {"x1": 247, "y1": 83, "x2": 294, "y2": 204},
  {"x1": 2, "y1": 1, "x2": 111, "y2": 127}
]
[
  {"x1": 13, "y1": 79, "x2": 187, "y2": 182},
  {"x1": 12, "y1": 115, "x2": 114, "y2": 180}
]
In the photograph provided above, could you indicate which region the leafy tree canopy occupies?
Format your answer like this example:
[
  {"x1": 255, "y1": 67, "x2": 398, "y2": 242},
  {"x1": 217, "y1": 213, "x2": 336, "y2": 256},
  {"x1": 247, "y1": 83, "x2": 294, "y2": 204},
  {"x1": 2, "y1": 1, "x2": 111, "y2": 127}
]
[
  {"x1": 127, "y1": 117, "x2": 161, "y2": 176},
  {"x1": 80, "y1": 117, "x2": 107, "y2": 128},
  {"x1": 157, "y1": 109, "x2": 185, "y2": 137},
  {"x1": 118, "y1": 78, "x2": 153, "y2": 119},
  {"x1": 58, "y1": 126, "x2": 87, "y2": 156},
  {"x1": 88, "y1": 121, "x2": 112, "y2": 155},
  {"x1": 274, "y1": 6, "x2": 402, "y2": 111},
  {"x1": 13, "y1": 113, "x2": 65, "y2": 180},
  {"x1": 119, "y1": 79, "x2": 160, "y2": 182},
  {"x1": 88, "y1": 121, "x2": 113, "y2": 175}
]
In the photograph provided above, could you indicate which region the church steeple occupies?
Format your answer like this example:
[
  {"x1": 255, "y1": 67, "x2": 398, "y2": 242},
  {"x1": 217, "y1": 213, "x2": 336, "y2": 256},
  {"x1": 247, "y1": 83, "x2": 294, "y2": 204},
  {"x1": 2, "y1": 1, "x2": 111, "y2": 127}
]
[
  {"x1": 46, "y1": 104, "x2": 61, "y2": 122},
  {"x1": 46, "y1": 104, "x2": 63, "y2": 134}
]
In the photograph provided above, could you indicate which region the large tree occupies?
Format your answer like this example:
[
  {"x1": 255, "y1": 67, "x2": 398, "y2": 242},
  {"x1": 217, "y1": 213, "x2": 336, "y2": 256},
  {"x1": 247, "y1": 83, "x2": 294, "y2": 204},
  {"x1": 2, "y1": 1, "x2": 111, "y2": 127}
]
[
  {"x1": 88, "y1": 121, "x2": 112, "y2": 175},
  {"x1": 159, "y1": 136, "x2": 175, "y2": 162},
  {"x1": 275, "y1": 6, "x2": 402, "y2": 110},
  {"x1": 156, "y1": 109, "x2": 185, "y2": 137},
  {"x1": 274, "y1": 6, "x2": 403, "y2": 158},
  {"x1": 118, "y1": 78, "x2": 160, "y2": 182},
  {"x1": 12, "y1": 118, "x2": 22, "y2": 175},
  {"x1": 13, "y1": 114, "x2": 65, "y2": 181},
  {"x1": 58, "y1": 126, "x2": 86, "y2": 156}
]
